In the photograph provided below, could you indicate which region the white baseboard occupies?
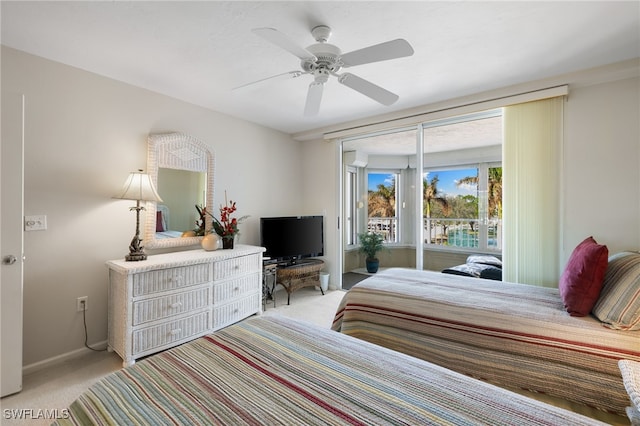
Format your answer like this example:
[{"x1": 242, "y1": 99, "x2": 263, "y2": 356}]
[{"x1": 22, "y1": 340, "x2": 108, "y2": 376}]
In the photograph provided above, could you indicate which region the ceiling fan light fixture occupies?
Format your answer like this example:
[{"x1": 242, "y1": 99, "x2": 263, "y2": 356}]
[
  {"x1": 302, "y1": 43, "x2": 342, "y2": 73},
  {"x1": 313, "y1": 68, "x2": 330, "y2": 83}
]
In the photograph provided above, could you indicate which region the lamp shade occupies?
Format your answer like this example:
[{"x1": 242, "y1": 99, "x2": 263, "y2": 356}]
[{"x1": 114, "y1": 170, "x2": 163, "y2": 202}]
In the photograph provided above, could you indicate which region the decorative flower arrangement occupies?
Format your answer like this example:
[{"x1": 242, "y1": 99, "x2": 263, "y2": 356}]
[{"x1": 208, "y1": 192, "x2": 249, "y2": 248}]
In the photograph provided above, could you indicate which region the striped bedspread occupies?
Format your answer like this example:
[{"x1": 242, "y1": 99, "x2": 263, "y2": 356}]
[
  {"x1": 53, "y1": 316, "x2": 606, "y2": 425},
  {"x1": 332, "y1": 268, "x2": 640, "y2": 417}
]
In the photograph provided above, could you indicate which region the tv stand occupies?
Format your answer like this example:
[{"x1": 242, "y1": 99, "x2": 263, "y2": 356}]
[{"x1": 276, "y1": 259, "x2": 324, "y2": 305}]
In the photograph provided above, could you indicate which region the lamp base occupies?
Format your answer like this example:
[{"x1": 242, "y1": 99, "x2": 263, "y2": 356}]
[
  {"x1": 125, "y1": 234, "x2": 147, "y2": 262},
  {"x1": 125, "y1": 252, "x2": 147, "y2": 262}
]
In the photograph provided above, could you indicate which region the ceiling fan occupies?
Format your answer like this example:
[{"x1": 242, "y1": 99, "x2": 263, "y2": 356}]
[{"x1": 238, "y1": 25, "x2": 414, "y2": 116}]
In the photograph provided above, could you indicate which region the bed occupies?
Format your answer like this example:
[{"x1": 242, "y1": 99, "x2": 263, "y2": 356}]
[
  {"x1": 332, "y1": 266, "x2": 640, "y2": 419},
  {"x1": 53, "y1": 316, "x2": 607, "y2": 425}
]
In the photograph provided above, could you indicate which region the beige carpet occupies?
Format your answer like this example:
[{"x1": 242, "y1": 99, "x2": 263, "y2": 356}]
[{"x1": 0, "y1": 287, "x2": 344, "y2": 426}]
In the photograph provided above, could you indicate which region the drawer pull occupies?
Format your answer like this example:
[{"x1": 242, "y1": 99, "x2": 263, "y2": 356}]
[
  {"x1": 170, "y1": 329, "x2": 181, "y2": 336},
  {"x1": 170, "y1": 302, "x2": 183, "y2": 309},
  {"x1": 234, "y1": 287, "x2": 239, "y2": 291}
]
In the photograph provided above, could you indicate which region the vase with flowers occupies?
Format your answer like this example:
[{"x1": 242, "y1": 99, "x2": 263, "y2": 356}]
[{"x1": 208, "y1": 192, "x2": 249, "y2": 250}]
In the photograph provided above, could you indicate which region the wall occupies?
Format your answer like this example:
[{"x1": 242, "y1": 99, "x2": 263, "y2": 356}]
[
  {"x1": 562, "y1": 76, "x2": 640, "y2": 260},
  {"x1": 298, "y1": 138, "x2": 338, "y2": 286},
  {"x1": 302, "y1": 73, "x2": 640, "y2": 286},
  {"x1": 344, "y1": 247, "x2": 417, "y2": 273},
  {"x1": 1, "y1": 47, "x2": 304, "y2": 368}
]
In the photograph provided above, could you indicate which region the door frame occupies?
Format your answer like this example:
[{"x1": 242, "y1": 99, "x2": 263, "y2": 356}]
[{"x1": 1, "y1": 92, "x2": 25, "y2": 397}]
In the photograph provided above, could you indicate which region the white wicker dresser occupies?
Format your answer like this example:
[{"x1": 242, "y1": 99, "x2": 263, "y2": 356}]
[{"x1": 106, "y1": 245, "x2": 264, "y2": 366}]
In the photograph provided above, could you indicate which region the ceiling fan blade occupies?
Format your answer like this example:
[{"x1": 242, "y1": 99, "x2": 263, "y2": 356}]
[
  {"x1": 338, "y1": 73, "x2": 399, "y2": 106},
  {"x1": 232, "y1": 71, "x2": 306, "y2": 90},
  {"x1": 252, "y1": 27, "x2": 316, "y2": 61},
  {"x1": 304, "y1": 82, "x2": 324, "y2": 116},
  {"x1": 340, "y1": 39, "x2": 414, "y2": 67}
]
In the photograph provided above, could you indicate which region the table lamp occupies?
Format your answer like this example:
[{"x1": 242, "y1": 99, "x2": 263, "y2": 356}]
[{"x1": 114, "y1": 169, "x2": 163, "y2": 261}]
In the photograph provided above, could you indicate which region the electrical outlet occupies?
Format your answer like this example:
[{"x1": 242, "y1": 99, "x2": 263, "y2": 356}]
[{"x1": 76, "y1": 296, "x2": 88, "y2": 312}]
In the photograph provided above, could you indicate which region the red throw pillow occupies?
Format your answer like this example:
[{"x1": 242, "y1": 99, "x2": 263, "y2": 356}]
[
  {"x1": 156, "y1": 211, "x2": 165, "y2": 232},
  {"x1": 559, "y1": 236, "x2": 608, "y2": 316}
]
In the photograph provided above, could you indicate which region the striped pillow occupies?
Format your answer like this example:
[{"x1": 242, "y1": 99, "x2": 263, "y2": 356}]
[{"x1": 592, "y1": 252, "x2": 640, "y2": 330}]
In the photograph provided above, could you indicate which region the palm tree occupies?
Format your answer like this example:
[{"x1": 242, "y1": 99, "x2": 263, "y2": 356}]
[
  {"x1": 488, "y1": 167, "x2": 502, "y2": 219},
  {"x1": 423, "y1": 176, "x2": 450, "y2": 244},
  {"x1": 423, "y1": 175, "x2": 449, "y2": 217},
  {"x1": 367, "y1": 181, "x2": 396, "y2": 241},
  {"x1": 456, "y1": 167, "x2": 502, "y2": 218},
  {"x1": 368, "y1": 182, "x2": 395, "y2": 218}
]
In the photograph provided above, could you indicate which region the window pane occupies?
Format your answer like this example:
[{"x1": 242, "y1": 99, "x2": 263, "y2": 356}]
[
  {"x1": 487, "y1": 166, "x2": 502, "y2": 250},
  {"x1": 345, "y1": 169, "x2": 357, "y2": 246},
  {"x1": 424, "y1": 168, "x2": 479, "y2": 248},
  {"x1": 421, "y1": 112, "x2": 502, "y2": 252},
  {"x1": 368, "y1": 172, "x2": 397, "y2": 243}
]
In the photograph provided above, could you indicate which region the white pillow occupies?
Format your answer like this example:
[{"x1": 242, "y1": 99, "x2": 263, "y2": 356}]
[
  {"x1": 619, "y1": 360, "x2": 640, "y2": 411},
  {"x1": 626, "y1": 406, "x2": 640, "y2": 426}
]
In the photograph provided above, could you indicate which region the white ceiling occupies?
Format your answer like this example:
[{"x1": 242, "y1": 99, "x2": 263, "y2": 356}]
[{"x1": 1, "y1": 1, "x2": 639, "y2": 137}]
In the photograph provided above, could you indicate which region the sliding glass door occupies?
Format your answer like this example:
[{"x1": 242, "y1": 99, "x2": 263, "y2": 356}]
[
  {"x1": 342, "y1": 128, "x2": 419, "y2": 274},
  {"x1": 336, "y1": 89, "x2": 566, "y2": 287},
  {"x1": 340, "y1": 110, "x2": 503, "y2": 277}
]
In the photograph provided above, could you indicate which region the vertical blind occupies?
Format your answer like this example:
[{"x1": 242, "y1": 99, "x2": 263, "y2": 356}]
[{"x1": 503, "y1": 96, "x2": 564, "y2": 287}]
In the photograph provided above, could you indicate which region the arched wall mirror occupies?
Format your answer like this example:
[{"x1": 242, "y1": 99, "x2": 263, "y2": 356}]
[{"x1": 144, "y1": 132, "x2": 215, "y2": 249}]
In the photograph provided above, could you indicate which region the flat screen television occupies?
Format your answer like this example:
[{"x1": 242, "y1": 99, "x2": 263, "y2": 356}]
[{"x1": 260, "y1": 216, "x2": 324, "y2": 265}]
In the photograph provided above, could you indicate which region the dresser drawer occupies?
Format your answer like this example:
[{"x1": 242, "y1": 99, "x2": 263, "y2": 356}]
[
  {"x1": 132, "y1": 263, "x2": 210, "y2": 297},
  {"x1": 132, "y1": 311, "x2": 211, "y2": 355},
  {"x1": 213, "y1": 294, "x2": 259, "y2": 329},
  {"x1": 213, "y1": 273, "x2": 260, "y2": 304},
  {"x1": 132, "y1": 285, "x2": 211, "y2": 326},
  {"x1": 213, "y1": 254, "x2": 261, "y2": 281}
]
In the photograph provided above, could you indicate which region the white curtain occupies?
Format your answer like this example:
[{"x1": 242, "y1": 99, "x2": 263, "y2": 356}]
[{"x1": 503, "y1": 97, "x2": 564, "y2": 287}]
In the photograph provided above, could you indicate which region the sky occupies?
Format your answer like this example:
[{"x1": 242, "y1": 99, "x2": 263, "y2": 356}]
[{"x1": 368, "y1": 168, "x2": 478, "y2": 197}]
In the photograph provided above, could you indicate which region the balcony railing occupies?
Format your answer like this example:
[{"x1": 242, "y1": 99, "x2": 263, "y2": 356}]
[
  {"x1": 424, "y1": 217, "x2": 502, "y2": 250},
  {"x1": 367, "y1": 217, "x2": 397, "y2": 243},
  {"x1": 366, "y1": 217, "x2": 502, "y2": 250}
]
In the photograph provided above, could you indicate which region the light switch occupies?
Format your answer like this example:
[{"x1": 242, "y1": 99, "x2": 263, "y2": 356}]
[{"x1": 24, "y1": 215, "x2": 47, "y2": 231}]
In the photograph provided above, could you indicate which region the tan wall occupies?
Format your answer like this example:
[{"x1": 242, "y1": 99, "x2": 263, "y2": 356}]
[
  {"x1": 423, "y1": 250, "x2": 471, "y2": 272},
  {"x1": 344, "y1": 247, "x2": 416, "y2": 272}
]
